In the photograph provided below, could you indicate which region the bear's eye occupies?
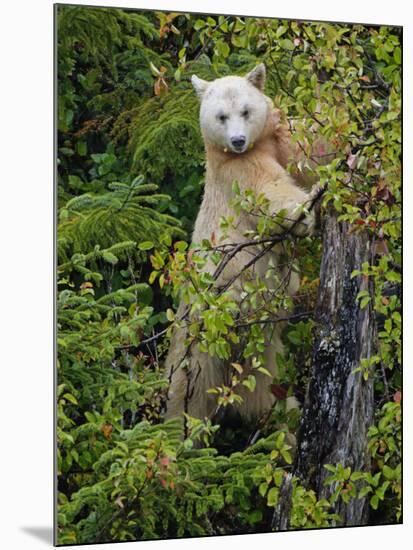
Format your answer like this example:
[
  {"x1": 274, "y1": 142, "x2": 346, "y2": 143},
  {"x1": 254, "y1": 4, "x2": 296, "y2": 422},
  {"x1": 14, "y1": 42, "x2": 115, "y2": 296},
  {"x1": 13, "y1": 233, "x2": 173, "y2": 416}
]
[
  {"x1": 241, "y1": 109, "x2": 250, "y2": 118},
  {"x1": 218, "y1": 114, "x2": 228, "y2": 123}
]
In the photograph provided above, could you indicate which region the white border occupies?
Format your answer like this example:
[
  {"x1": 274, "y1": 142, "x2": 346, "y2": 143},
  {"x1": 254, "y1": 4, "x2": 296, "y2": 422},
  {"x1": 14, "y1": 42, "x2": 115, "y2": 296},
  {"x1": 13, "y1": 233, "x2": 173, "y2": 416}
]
[{"x1": 1, "y1": 0, "x2": 410, "y2": 548}]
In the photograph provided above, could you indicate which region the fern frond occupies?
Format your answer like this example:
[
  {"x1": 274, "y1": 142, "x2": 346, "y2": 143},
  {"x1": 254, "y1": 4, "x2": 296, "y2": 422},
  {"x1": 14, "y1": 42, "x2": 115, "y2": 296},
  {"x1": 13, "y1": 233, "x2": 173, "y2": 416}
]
[{"x1": 58, "y1": 177, "x2": 184, "y2": 263}]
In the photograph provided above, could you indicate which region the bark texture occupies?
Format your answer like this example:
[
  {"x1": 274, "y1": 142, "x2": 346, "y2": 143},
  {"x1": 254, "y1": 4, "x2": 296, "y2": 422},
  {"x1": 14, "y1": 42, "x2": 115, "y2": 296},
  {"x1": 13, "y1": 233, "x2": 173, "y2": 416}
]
[{"x1": 274, "y1": 208, "x2": 376, "y2": 528}]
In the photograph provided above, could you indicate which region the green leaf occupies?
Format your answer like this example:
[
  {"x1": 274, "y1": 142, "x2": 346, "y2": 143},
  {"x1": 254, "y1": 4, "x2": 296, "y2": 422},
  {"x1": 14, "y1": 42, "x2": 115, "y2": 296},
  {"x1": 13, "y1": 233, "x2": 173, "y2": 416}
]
[
  {"x1": 138, "y1": 241, "x2": 154, "y2": 251},
  {"x1": 257, "y1": 366, "x2": 272, "y2": 377},
  {"x1": 149, "y1": 270, "x2": 159, "y2": 284},
  {"x1": 358, "y1": 486, "x2": 372, "y2": 498},
  {"x1": 386, "y1": 271, "x2": 401, "y2": 283},
  {"x1": 281, "y1": 449, "x2": 292, "y2": 464},
  {"x1": 215, "y1": 40, "x2": 230, "y2": 58},
  {"x1": 174, "y1": 241, "x2": 188, "y2": 252},
  {"x1": 84, "y1": 412, "x2": 95, "y2": 423},
  {"x1": 232, "y1": 181, "x2": 240, "y2": 195},
  {"x1": 382, "y1": 465, "x2": 395, "y2": 480},
  {"x1": 120, "y1": 325, "x2": 131, "y2": 339},
  {"x1": 360, "y1": 296, "x2": 371, "y2": 309},
  {"x1": 193, "y1": 19, "x2": 206, "y2": 30},
  {"x1": 63, "y1": 393, "x2": 78, "y2": 405},
  {"x1": 370, "y1": 494, "x2": 379, "y2": 510},
  {"x1": 166, "y1": 308, "x2": 175, "y2": 322},
  {"x1": 75, "y1": 140, "x2": 87, "y2": 156},
  {"x1": 276, "y1": 26, "x2": 287, "y2": 38},
  {"x1": 267, "y1": 486, "x2": 279, "y2": 506},
  {"x1": 102, "y1": 251, "x2": 118, "y2": 265},
  {"x1": 275, "y1": 431, "x2": 285, "y2": 448},
  {"x1": 259, "y1": 482, "x2": 268, "y2": 497},
  {"x1": 149, "y1": 62, "x2": 161, "y2": 76},
  {"x1": 394, "y1": 47, "x2": 401, "y2": 65},
  {"x1": 242, "y1": 375, "x2": 256, "y2": 392},
  {"x1": 280, "y1": 38, "x2": 295, "y2": 51},
  {"x1": 248, "y1": 510, "x2": 263, "y2": 523}
]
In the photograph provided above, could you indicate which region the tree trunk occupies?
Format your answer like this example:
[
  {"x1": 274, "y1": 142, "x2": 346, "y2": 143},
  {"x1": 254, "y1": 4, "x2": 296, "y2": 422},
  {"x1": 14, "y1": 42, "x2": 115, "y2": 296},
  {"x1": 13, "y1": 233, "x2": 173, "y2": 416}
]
[{"x1": 274, "y1": 208, "x2": 376, "y2": 528}]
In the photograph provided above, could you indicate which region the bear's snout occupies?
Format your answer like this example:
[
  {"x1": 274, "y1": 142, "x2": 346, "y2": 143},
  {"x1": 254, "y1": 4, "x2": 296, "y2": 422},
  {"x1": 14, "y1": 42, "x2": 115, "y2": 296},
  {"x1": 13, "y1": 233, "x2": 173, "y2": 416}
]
[{"x1": 230, "y1": 135, "x2": 246, "y2": 151}]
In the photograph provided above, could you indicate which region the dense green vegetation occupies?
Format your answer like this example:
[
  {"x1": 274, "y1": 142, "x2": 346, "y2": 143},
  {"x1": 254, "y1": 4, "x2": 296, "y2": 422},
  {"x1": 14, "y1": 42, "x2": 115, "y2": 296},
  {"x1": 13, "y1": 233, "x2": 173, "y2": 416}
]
[{"x1": 56, "y1": 5, "x2": 401, "y2": 544}]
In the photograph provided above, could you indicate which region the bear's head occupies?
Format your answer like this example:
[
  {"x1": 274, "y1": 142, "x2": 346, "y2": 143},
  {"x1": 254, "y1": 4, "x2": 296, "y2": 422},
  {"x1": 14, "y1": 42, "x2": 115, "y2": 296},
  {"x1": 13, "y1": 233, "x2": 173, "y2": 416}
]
[{"x1": 191, "y1": 64, "x2": 270, "y2": 154}]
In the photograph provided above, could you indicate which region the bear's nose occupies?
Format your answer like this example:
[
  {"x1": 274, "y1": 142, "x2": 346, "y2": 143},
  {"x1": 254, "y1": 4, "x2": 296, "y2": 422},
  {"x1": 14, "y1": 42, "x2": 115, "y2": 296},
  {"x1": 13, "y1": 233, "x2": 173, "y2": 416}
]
[{"x1": 231, "y1": 136, "x2": 246, "y2": 149}]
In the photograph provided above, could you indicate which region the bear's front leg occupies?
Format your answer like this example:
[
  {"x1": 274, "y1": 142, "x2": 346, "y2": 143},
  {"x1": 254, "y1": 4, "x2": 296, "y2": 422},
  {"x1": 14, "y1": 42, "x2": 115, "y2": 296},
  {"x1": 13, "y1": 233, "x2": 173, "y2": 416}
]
[
  {"x1": 262, "y1": 174, "x2": 321, "y2": 237},
  {"x1": 165, "y1": 304, "x2": 228, "y2": 422}
]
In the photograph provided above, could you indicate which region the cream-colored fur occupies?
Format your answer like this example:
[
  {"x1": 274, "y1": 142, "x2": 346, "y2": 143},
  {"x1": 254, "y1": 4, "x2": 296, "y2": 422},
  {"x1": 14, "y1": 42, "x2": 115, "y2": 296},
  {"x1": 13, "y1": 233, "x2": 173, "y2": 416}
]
[
  {"x1": 269, "y1": 108, "x2": 334, "y2": 189},
  {"x1": 164, "y1": 65, "x2": 319, "y2": 422}
]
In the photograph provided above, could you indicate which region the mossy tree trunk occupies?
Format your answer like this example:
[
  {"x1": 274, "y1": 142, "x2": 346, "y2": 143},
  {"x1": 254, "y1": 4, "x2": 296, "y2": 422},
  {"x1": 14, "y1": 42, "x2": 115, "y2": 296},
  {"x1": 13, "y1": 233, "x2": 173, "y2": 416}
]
[{"x1": 274, "y1": 207, "x2": 376, "y2": 528}]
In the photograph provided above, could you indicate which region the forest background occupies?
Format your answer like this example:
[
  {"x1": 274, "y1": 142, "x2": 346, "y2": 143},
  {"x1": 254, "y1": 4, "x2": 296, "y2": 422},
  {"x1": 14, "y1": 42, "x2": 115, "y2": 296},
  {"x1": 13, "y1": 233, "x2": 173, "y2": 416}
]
[{"x1": 56, "y1": 4, "x2": 401, "y2": 545}]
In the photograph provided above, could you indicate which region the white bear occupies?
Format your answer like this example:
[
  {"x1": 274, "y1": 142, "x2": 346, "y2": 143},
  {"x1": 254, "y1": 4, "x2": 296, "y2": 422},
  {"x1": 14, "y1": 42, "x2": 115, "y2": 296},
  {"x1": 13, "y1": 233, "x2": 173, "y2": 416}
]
[{"x1": 164, "y1": 64, "x2": 319, "y2": 424}]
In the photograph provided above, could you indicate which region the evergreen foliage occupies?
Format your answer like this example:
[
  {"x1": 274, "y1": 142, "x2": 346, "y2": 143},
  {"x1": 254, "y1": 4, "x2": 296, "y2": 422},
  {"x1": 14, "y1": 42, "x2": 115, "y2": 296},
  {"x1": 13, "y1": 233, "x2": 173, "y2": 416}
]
[
  {"x1": 56, "y1": 5, "x2": 401, "y2": 544},
  {"x1": 58, "y1": 175, "x2": 184, "y2": 263}
]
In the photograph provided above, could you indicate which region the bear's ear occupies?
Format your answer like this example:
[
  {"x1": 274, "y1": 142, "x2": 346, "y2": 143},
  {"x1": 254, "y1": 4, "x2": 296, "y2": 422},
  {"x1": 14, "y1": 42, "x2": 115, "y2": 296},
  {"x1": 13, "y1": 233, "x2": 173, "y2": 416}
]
[
  {"x1": 246, "y1": 63, "x2": 266, "y2": 91},
  {"x1": 191, "y1": 75, "x2": 209, "y2": 98}
]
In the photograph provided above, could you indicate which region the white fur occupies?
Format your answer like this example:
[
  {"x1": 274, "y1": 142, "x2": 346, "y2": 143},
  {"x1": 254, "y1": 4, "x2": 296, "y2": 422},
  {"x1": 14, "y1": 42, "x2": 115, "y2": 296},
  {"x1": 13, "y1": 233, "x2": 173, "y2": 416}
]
[
  {"x1": 192, "y1": 67, "x2": 269, "y2": 154},
  {"x1": 165, "y1": 66, "x2": 318, "y2": 422}
]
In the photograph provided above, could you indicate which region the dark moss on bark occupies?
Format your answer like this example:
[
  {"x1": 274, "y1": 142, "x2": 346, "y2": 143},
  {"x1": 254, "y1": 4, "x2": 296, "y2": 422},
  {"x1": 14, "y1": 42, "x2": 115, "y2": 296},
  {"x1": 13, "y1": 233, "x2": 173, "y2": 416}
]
[{"x1": 274, "y1": 208, "x2": 376, "y2": 528}]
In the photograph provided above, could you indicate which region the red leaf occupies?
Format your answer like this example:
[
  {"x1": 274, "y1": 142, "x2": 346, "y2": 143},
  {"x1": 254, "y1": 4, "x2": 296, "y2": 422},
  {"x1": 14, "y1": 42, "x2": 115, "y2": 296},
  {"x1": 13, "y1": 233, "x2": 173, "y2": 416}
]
[
  {"x1": 346, "y1": 152, "x2": 358, "y2": 170},
  {"x1": 373, "y1": 238, "x2": 389, "y2": 256},
  {"x1": 101, "y1": 423, "x2": 113, "y2": 440},
  {"x1": 376, "y1": 182, "x2": 396, "y2": 206},
  {"x1": 270, "y1": 384, "x2": 288, "y2": 400},
  {"x1": 154, "y1": 77, "x2": 169, "y2": 97},
  {"x1": 316, "y1": 142, "x2": 326, "y2": 156}
]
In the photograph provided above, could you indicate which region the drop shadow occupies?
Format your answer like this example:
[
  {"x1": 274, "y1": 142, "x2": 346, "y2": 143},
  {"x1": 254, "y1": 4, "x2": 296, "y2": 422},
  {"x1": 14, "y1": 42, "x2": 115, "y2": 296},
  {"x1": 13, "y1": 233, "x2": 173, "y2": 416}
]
[{"x1": 21, "y1": 526, "x2": 54, "y2": 545}]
